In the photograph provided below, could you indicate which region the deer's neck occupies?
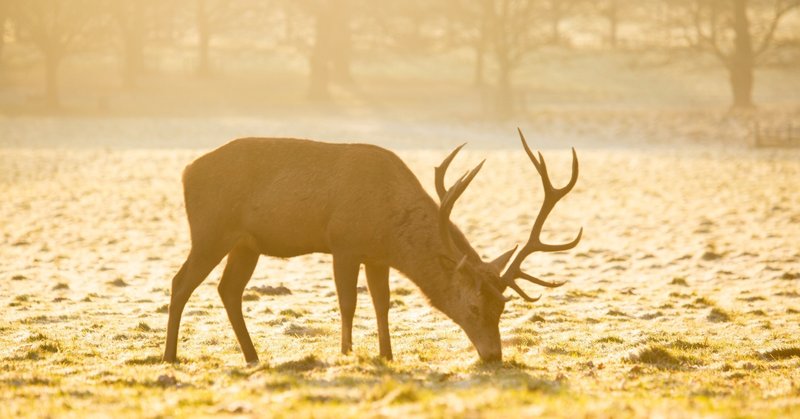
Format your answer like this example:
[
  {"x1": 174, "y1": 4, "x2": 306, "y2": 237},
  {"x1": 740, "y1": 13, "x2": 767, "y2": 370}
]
[{"x1": 388, "y1": 202, "x2": 458, "y2": 311}]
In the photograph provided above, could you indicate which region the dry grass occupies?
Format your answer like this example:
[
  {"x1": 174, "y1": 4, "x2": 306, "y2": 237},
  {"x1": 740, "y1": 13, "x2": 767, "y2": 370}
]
[{"x1": 1, "y1": 146, "x2": 799, "y2": 417}]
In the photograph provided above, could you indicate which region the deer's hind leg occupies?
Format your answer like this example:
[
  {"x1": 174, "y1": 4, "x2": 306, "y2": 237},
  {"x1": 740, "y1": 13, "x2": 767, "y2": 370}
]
[
  {"x1": 333, "y1": 254, "x2": 361, "y2": 355},
  {"x1": 365, "y1": 263, "x2": 392, "y2": 360},
  {"x1": 163, "y1": 240, "x2": 232, "y2": 363},
  {"x1": 218, "y1": 241, "x2": 260, "y2": 364}
]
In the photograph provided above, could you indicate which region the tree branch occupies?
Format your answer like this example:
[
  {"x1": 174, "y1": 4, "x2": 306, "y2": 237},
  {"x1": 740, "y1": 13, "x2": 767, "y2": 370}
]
[
  {"x1": 754, "y1": 0, "x2": 800, "y2": 58},
  {"x1": 691, "y1": 0, "x2": 731, "y2": 67}
]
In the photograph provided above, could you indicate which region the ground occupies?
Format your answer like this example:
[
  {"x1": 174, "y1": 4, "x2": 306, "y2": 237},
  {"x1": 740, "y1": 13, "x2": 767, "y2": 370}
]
[{"x1": 1, "y1": 145, "x2": 799, "y2": 418}]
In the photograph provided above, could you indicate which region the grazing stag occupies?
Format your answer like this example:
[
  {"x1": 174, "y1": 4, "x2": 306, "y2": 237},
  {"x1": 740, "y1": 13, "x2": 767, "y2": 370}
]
[{"x1": 162, "y1": 129, "x2": 581, "y2": 364}]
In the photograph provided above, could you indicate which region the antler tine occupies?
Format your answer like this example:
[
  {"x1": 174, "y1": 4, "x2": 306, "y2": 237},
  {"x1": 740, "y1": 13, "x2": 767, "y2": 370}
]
[
  {"x1": 517, "y1": 128, "x2": 536, "y2": 165},
  {"x1": 503, "y1": 129, "x2": 582, "y2": 302},
  {"x1": 535, "y1": 150, "x2": 558, "y2": 192},
  {"x1": 435, "y1": 143, "x2": 466, "y2": 200},
  {"x1": 564, "y1": 147, "x2": 579, "y2": 192},
  {"x1": 434, "y1": 143, "x2": 486, "y2": 251},
  {"x1": 518, "y1": 128, "x2": 546, "y2": 179},
  {"x1": 438, "y1": 160, "x2": 484, "y2": 252},
  {"x1": 518, "y1": 272, "x2": 567, "y2": 288},
  {"x1": 506, "y1": 281, "x2": 541, "y2": 302}
]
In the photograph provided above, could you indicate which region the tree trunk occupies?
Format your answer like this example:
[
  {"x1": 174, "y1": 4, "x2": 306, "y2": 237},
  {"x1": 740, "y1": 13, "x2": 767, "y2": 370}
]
[
  {"x1": 0, "y1": 15, "x2": 6, "y2": 71},
  {"x1": 122, "y1": 5, "x2": 145, "y2": 87},
  {"x1": 329, "y1": 0, "x2": 352, "y2": 84},
  {"x1": 44, "y1": 51, "x2": 61, "y2": 109},
  {"x1": 551, "y1": 18, "x2": 560, "y2": 44},
  {"x1": 198, "y1": 30, "x2": 210, "y2": 76},
  {"x1": 308, "y1": 12, "x2": 331, "y2": 101},
  {"x1": 607, "y1": 0, "x2": 618, "y2": 48},
  {"x1": 550, "y1": 2, "x2": 562, "y2": 44},
  {"x1": 728, "y1": 0, "x2": 755, "y2": 108},
  {"x1": 474, "y1": 14, "x2": 489, "y2": 86},
  {"x1": 474, "y1": 43, "x2": 485, "y2": 86},
  {"x1": 729, "y1": 63, "x2": 753, "y2": 109},
  {"x1": 196, "y1": 0, "x2": 212, "y2": 77},
  {"x1": 495, "y1": 58, "x2": 513, "y2": 119}
]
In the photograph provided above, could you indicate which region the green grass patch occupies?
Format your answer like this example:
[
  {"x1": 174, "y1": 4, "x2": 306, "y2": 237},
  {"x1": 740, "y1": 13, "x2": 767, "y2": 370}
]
[
  {"x1": 242, "y1": 292, "x2": 260, "y2": 301},
  {"x1": 38, "y1": 342, "x2": 61, "y2": 353},
  {"x1": 629, "y1": 345, "x2": 700, "y2": 369},
  {"x1": 125, "y1": 355, "x2": 163, "y2": 365},
  {"x1": 670, "y1": 277, "x2": 689, "y2": 286},
  {"x1": 707, "y1": 307, "x2": 732, "y2": 322},
  {"x1": 669, "y1": 339, "x2": 708, "y2": 351},
  {"x1": 275, "y1": 354, "x2": 325, "y2": 372},
  {"x1": 134, "y1": 322, "x2": 153, "y2": 332},
  {"x1": 283, "y1": 323, "x2": 326, "y2": 337},
  {"x1": 529, "y1": 314, "x2": 546, "y2": 322},
  {"x1": 368, "y1": 378, "x2": 421, "y2": 404},
  {"x1": 26, "y1": 332, "x2": 48, "y2": 342},
  {"x1": 108, "y1": 278, "x2": 128, "y2": 287},
  {"x1": 760, "y1": 347, "x2": 800, "y2": 361},
  {"x1": 595, "y1": 336, "x2": 624, "y2": 344},
  {"x1": 523, "y1": 376, "x2": 568, "y2": 394},
  {"x1": 279, "y1": 309, "x2": 306, "y2": 318},
  {"x1": 545, "y1": 345, "x2": 581, "y2": 356}
]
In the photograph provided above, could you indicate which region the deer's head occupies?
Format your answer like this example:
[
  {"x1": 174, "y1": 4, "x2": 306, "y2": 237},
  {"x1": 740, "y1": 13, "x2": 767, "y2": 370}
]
[{"x1": 435, "y1": 129, "x2": 582, "y2": 362}]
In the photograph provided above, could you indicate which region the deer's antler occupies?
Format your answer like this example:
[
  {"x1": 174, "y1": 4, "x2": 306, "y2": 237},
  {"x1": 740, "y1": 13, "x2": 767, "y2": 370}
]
[
  {"x1": 501, "y1": 129, "x2": 583, "y2": 302},
  {"x1": 434, "y1": 144, "x2": 484, "y2": 255},
  {"x1": 435, "y1": 145, "x2": 511, "y2": 303}
]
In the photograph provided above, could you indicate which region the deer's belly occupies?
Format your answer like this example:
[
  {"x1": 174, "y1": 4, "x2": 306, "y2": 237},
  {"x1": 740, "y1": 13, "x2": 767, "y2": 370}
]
[
  {"x1": 243, "y1": 222, "x2": 329, "y2": 258},
  {"x1": 240, "y1": 206, "x2": 330, "y2": 257}
]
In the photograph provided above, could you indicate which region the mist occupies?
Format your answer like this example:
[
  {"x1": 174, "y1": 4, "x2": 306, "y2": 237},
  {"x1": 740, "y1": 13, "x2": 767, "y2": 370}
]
[
  {"x1": 0, "y1": 0, "x2": 797, "y2": 148},
  {"x1": 2, "y1": 2, "x2": 800, "y2": 417}
]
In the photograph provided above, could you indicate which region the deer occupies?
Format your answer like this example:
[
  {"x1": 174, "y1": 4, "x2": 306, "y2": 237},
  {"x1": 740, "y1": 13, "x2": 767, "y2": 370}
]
[{"x1": 162, "y1": 129, "x2": 581, "y2": 364}]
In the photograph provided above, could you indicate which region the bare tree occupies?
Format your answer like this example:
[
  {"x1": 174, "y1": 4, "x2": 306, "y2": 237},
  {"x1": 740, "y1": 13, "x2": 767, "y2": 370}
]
[
  {"x1": 595, "y1": 0, "x2": 621, "y2": 48},
  {"x1": 10, "y1": 0, "x2": 103, "y2": 108},
  {"x1": 367, "y1": 0, "x2": 446, "y2": 53},
  {"x1": 273, "y1": 0, "x2": 356, "y2": 100},
  {"x1": 668, "y1": 0, "x2": 800, "y2": 108},
  {"x1": 485, "y1": 0, "x2": 549, "y2": 117},
  {"x1": 591, "y1": 0, "x2": 653, "y2": 49},
  {"x1": 192, "y1": 0, "x2": 267, "y2": 77},
  {"x1": 195, "y1": 0, "x2": 229, "y2": 76},
  {"x1": 306, "y1": 0, "x2": 353, "y2": 100},
  {"x1": 0, "y1": 0, "x2": 8, "y2": 70},
  {"x1": 107, "y1": 0, "x2": 154, "y2": 87},
  {"x1": 541, "y1": 0, "x2": 584, "y2": 45},
  {"x1": 448, "y1": 0, "x2": 554, "y2": 117},
  {"x1": 447, "y1": 0, "x2": 494, "y2": 86}
]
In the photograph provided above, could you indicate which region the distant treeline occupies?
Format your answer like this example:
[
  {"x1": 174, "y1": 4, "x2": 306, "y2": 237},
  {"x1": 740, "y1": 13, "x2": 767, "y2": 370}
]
[{"x1": 0, "y1": 0, "x2": 798, "y2": 114}]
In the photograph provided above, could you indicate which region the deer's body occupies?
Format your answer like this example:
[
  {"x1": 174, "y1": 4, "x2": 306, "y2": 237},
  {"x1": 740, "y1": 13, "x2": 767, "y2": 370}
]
[
  {"x1": 165, "y1": 138, "x2": 484, "y2": 363},
  {"x1": 163, "y1": 133, "x2": 581, "y2": 365},
  {"x1": 184, "y1": 138, "x2": 438, "y2": 260}
]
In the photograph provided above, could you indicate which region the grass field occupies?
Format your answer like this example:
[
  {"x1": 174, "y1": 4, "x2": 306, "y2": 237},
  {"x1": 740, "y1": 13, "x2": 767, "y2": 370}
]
[{"x1": 1, "y1": 144, "x2": 799, "y2": 417}]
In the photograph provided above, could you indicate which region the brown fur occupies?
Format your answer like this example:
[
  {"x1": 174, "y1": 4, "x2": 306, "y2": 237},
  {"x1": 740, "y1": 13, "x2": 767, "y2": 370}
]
[{"x1": 162, "y1": 138, "x2": 510, "y2": 364}]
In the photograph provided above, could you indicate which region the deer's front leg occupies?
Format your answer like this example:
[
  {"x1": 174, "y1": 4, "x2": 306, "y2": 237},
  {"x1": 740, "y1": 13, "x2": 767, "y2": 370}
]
[
  {"x1": 365, "y1": 263, "x2": 392, "y2": 360},
  {"x1": 333, "y1": 254, "x2": 360, "y2": 355}
]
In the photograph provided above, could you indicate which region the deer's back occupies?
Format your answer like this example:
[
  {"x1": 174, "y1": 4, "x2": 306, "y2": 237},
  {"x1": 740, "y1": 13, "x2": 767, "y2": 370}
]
[{"x1": 182, "y1": 138, "x2": 434, "y2": 260}]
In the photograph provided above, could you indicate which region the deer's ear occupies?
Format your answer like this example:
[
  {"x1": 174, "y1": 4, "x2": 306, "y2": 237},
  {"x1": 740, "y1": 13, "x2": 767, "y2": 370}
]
[
  {"x1": 438, "y1": 254, "x2": 468, "y2": 273},
  {"x1": 489, "y1": 246, "x2": 517, "y2": 273}
]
